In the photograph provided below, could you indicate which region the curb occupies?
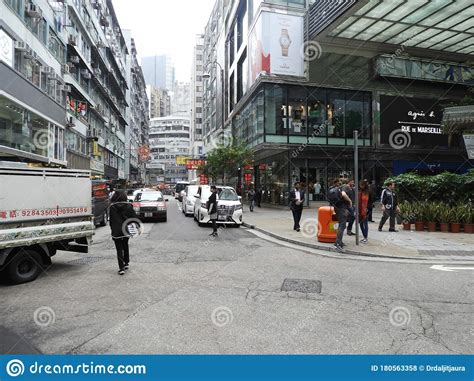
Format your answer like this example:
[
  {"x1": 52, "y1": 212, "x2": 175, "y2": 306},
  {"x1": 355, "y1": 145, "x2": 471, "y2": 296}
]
[{"x1": 242, "y1": 222, "x2": 474, "y2": 262}]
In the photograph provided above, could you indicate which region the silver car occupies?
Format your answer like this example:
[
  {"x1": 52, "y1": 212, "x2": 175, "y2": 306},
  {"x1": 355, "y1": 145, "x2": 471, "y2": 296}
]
[{"x1": 181, "y1": 185, "x2": 199, "y2": 216}]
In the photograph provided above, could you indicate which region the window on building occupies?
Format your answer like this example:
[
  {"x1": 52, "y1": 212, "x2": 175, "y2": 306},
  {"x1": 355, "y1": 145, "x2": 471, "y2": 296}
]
[
  {"x1": 264, "y1": 84, "x2": 287, "y2": 138},
  {"x1": 229, "y1": 73, "x2": 235, "y2": 113},
  {"x1": 237, "y1": 50, "x2": 247, "y2": 102},
  {"x1": 288, "y1": 86, "x2": 307, "y2": 137}
]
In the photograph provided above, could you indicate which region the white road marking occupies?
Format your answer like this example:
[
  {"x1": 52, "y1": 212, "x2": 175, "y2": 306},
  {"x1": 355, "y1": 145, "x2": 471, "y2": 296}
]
[{"x1": 430, "y1": 265, "x2": 474, "y2": 272}]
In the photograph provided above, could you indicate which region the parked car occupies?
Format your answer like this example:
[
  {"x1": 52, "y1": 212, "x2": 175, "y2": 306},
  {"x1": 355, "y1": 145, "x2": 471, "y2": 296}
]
[
  {"x1": 181, "y1": 185, "x2": 199, "y2": 216},
  {"x1": 92, "y1": 180, "x2": 110, "y2": 227},
  {"x1": 175, "y1": 181, "x2": 190, "y2": 201},
  {"x1": 133, "y1": 191, "x2": 168, "y2": 222},
  {"x1": 126, "y1": 189, "x2": 137, "y2": 202},
  {"x1": 194, "y1": 185, "x2": 243, "y2": 226}
]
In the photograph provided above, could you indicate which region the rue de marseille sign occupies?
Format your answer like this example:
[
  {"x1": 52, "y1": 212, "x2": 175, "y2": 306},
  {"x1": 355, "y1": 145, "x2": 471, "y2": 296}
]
[{"x1": 380, "y1": 95, "x2": 449, "y2": 148}]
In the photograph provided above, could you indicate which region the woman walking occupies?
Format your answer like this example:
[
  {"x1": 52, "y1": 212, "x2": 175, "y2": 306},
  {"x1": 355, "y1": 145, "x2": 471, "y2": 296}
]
[
  {"x1": 207, "y1": 185, "x2": 218, "y2": 237},
  {"x1": 359, "y1": 180, "x2": 370, "y2": 244},
  {"x1": 109, "y1": 190, "x2": 138, "y2": 275}
]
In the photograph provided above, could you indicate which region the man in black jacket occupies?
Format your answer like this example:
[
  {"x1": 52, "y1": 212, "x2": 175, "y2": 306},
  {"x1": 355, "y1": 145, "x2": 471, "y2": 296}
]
[
  {"x1": 378, "y1": 181, "x2": 400, "y2": 232},
  {"x1": 289, "y1": 182, "x2": 305, "y2": 232}
]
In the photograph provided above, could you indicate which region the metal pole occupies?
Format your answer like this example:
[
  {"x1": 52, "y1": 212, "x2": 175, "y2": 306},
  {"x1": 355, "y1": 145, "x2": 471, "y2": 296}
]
[
  {"x1": 354, "y1": 130, "x2": 359, "y2": 246},
  {"x1": 221, "y1": 67, "x2": 225, "y2": 132}
]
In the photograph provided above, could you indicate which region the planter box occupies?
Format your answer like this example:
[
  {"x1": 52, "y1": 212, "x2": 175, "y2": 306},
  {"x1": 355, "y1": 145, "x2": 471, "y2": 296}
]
[
  {"x1": 464, "y1": 223, "x2": 474, "y2": 234},
  {"x1": 450, "y1": 223, "x2": 461, "y2": 233},
  {"x1": 414, "y1": 221, "x2": 425, "y2": 231},
  {"x1": 427, "y1": 222, "x2": 437, "y2": 232},
  {"x1": 440, "y1": 223, "x2": 450, "y2": 232}
]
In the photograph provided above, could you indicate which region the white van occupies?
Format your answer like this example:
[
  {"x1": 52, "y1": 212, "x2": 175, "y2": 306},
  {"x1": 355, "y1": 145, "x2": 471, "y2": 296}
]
[{"x1": 193, "y1": 185, "x2": 243, "y2": 226}]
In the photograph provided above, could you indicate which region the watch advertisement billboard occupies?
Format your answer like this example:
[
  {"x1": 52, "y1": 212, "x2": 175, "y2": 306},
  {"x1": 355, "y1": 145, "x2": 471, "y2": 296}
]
[
  {"x1": 380, "y1": 95, "x2": 453, "y2": 148},
  {"x1": 248, "y1": 11, "x2": 304, "y2": 86}
]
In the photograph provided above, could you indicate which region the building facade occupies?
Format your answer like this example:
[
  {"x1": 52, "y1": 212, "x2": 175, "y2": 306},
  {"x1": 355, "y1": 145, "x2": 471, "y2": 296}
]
[
  {"x1": 0, "y1": 0, "x2": 144, "y2": 183},
  {"x1": 171, "y1": 81, "x2": 191, "y2": 117},
  {"x1": 0, "y1": 0, "x2": 69, "y2": 167},
  {"x1": 146, "y1": 85, "x2": 171, "y2": 119},
  {"x1": 141, "y1": 54, "x2": 175, "y2": 91},
  {"x1": 189, "y1": 34, "x2": 205, "y2": 181},
  {"x1": 123, "y1": 30, "x2": 149, "y2": 183},
  {"x1": 147, "y1": 116, "x2": 190, "y2": 185},
  {"x1": 202, "y1": 0, "x2": 473, "y2": 205}
]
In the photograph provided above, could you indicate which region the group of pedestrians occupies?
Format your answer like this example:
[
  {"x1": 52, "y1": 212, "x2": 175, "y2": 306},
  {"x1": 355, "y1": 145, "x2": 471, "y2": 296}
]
[
  {"x1": 330, "y1": 178, "x2": 399, "y2": 253},
  {"x1": 286, "y1": 179, "x2": 400, "y2": 254}
]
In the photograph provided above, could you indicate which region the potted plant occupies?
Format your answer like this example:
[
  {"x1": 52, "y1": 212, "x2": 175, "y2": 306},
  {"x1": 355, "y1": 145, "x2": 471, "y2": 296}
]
[
  {"x1": 463, "y1": 207, "x2": 474, "y2": 234},
  {"x1": 399, "y1": 202, "x2": 412, "y2": 231},
  {"x1": 425, "y1": 202, "x2": 438, "y2": 232},
  {"x1": 450, "y1": 205, "x2": 462, "y2": 233},
  {"x1": 438, "y1": 205, "x2": 451, "y2": 232},
  {"x1": 414, "y1": 202, "x2": 425, "y2": 232}
]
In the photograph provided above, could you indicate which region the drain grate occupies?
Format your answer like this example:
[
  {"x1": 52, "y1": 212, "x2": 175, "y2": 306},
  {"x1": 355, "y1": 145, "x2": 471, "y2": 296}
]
[
  {"x1": 418, "y1": 250, "x2": 474, "y2": 257},
  {"x1": 68, "y1": 256, "x2": 105, "y2": 265},
  {"x1": 281, "y1": 278, "x2": 322, "y2": 294}
]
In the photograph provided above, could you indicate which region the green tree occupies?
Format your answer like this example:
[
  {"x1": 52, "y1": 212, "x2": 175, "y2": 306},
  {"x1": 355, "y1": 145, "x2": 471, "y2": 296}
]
[{"x1": 201, "y1": 141, "x2": 253, "y2": 185}]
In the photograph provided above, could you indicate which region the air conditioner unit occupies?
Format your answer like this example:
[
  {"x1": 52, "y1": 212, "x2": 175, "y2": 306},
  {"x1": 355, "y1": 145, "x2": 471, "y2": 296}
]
[
  {"x1": 97, "y1": 39, "x2": 105, "y2": 48},
  {"x1": 83, "y1": 71, "x2": 91, "y2": 80},
  {"x1": 68, "y1": 35, "x2": 77, "y2": 46},
  {"x1": 62, "y1": 64, "x2": 70, "y2": 74},
  {"x1": 14, "y1": 41, "x2": 27, "y2": 51},
  {"x1": 41, "y1": 66, "x2": 54, "y2": 76},
  {"x1": 94, "y1": 68, "x2": 102, "y2": 76},
  {"x1": 87, "y1": 129, "x2": 99, "y2": 140},
  {"x1": 26, "y1": 4, "x2": 42, "y2": 18},
  {"x1": 62, "y1": 84, "x2": 71, "y2": 92},
  {"x1": 23, "y1": 47, "x2": 35, "y2": 60},
  {"x1": 70, "y1": 55, "x2": 80, "y2": 64}
]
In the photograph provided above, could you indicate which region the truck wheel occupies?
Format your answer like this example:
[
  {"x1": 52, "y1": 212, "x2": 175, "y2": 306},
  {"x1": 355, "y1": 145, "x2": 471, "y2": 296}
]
[
  {"x1": 99, "y1": 211, "x2": 108, "y2": 227},
  {"x1": 7, "y1": 249, "x2": 43, "y2": 284}
]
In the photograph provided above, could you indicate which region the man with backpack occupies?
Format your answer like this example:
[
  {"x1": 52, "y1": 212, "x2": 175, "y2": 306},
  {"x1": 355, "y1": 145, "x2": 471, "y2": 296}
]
[
  {"x1": 328, "y1": 178, "x2": 353, "y2": 253},
  {"x1": 378, "y1": 181, "x2": 400, "y2": 232}
]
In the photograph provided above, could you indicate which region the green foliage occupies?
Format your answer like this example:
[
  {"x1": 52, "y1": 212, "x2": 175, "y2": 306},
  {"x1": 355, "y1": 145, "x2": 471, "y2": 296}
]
[
  {"x1": 201, "y1": 140, "x2": 253, "y2": 185},
  {"x1": 385, "y1": 171, "x2": 474, "y2": 204}
]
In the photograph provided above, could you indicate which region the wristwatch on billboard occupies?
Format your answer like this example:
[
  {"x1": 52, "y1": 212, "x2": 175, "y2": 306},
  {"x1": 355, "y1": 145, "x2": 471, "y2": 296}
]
[{"x1": 279, "y1": 29, "x2": 291, "y2": 57}]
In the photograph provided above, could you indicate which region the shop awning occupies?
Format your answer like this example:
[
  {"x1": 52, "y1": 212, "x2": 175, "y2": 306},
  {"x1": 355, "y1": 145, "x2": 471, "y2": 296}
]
[{"x1": 325, "y1": 0, "x2": 473, "y2": 55}]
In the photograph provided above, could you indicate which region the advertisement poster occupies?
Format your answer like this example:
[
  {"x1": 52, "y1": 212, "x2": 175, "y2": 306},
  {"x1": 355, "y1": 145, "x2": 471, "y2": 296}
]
[
  {"x1": 380, "y1": 95, "x2": 453, "y2": 148},
  {"x1": 248, "y1": 11, "x2": 304, "y2": 86}
]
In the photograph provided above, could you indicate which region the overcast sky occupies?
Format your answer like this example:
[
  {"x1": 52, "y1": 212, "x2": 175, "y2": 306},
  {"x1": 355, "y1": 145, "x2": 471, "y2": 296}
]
[{"x1": 112, "y1": 0, "x2": 216, "y2": 82}]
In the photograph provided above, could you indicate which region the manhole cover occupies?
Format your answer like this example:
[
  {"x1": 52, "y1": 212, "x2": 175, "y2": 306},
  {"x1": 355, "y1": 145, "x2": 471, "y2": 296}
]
[
  {"x1": 68, "y1": 256, "x2": 105, "y2": 265},
  {"x1": 418, "y1": 250, "x2": 474, "y2": 257},
  {"x1": 281, "y1": 279, "x2": 322, "y2": 294}
]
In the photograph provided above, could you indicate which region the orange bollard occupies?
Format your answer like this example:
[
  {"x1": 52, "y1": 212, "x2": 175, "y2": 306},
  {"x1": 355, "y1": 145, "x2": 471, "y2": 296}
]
[{"x1": 317, "y1": 206, "x2": 338, "y2": 243}]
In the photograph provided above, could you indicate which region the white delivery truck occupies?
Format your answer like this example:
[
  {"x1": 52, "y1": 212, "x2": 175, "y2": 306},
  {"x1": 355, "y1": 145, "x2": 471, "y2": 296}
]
[{"x1": 0, "y1": 163, "x2": 95, "y2": 284}]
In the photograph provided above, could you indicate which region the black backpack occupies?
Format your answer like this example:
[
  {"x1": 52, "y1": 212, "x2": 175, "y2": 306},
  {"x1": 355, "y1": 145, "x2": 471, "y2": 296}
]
[{"x1": 328, "y1": 186, "x2": 343, "y2": 207}]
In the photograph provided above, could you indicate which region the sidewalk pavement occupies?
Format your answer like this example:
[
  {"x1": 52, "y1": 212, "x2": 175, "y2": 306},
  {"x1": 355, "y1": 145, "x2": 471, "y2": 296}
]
[{"x1": 242, "y1": 203, "x2": 474, "y2": 262}]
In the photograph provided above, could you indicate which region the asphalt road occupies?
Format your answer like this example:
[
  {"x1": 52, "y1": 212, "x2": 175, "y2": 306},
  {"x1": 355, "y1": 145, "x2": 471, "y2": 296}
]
[{"x1": 1, "y1": 198, "x2": 473, "y2": 354}]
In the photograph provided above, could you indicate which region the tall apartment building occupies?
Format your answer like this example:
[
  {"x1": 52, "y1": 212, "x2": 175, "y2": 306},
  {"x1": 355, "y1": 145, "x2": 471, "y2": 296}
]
[
  {"x1": 189, "y1": 34, "x2": 205, "y2": 181},
  {"x1": 146, "y1": 85, "x2": 170, "y2": 119},
  {"x1": 141, "y1": 54, "x2": 175, "y2": 91},
  {"x1": 147, "y1": 116, "x2": 190, "y2": 184},
  {"x1": 0, "y1": 0, "x2": 137, "y2": 182},
  {"x1": 123, "y1": 30, "x2": 149, "y2": 183},
  {"x1": 171, "y1": 81, "x2": 191, "y2": 117}
]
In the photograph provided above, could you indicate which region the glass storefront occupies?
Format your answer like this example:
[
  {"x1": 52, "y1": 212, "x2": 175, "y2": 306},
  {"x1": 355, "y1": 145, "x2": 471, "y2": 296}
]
[
  {"x1": 0, "y1": 96, "x2": 65, "y2": 162},
  {"x1": 232, "y1": 83, "x2": 373, "y2": 205}
]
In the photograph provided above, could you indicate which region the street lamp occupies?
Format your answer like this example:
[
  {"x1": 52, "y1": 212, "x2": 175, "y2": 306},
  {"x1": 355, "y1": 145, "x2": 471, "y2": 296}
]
[{"x1": 202, "y1": 61, "x2": 225, "y2": 139}]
